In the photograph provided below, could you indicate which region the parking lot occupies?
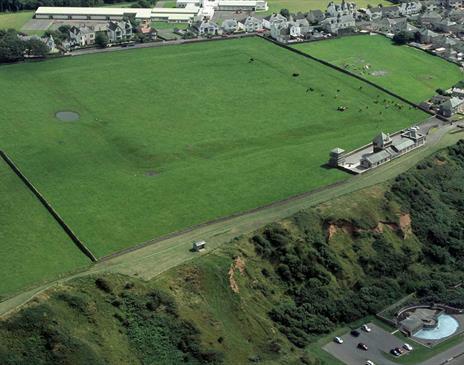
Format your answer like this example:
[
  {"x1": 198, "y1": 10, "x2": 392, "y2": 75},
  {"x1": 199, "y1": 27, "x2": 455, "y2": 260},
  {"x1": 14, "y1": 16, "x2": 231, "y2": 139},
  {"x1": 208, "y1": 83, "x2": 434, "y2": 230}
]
[{"x1": 324, "y1": 323, "x2": 406, "y2": 365}]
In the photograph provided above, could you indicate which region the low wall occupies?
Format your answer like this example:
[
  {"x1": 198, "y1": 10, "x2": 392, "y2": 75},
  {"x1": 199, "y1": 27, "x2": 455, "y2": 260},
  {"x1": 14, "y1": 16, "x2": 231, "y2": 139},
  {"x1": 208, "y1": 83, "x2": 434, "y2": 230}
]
[{"x1": 0, "y1": 150, "x2": 97, "y2": 262}]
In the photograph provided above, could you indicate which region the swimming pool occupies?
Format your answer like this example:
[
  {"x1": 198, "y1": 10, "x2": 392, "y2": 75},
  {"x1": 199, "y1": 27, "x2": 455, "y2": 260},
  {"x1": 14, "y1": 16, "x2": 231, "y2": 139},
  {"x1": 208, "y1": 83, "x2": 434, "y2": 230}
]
[{"x1": 414, "y1": 314, "x2": 459, "y2": 340}]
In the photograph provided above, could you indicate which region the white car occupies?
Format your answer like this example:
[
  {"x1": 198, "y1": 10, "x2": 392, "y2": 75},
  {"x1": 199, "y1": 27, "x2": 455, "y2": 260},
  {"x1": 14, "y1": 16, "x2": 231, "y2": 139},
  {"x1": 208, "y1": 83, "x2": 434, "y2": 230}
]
[
  {"x1": 361, "y1": 324, "x2": 372, "y2": 332},
  {"x1": 403, "y1": 343, "x2": 413, "y2": 351},
  {"x1": 334, "y1": 336, "x2": 343, "y2": 344},
  {"x1": 366, "y1": 361, "x2": 375, "y2": 365}
]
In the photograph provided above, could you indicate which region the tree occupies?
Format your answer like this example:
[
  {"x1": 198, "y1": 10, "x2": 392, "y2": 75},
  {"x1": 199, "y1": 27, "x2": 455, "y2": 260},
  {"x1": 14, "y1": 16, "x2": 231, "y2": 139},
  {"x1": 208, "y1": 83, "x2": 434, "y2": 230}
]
[
  {"x1": 280, "y1": 8, "x2": 290, "y2": 18},
  {"x1": 0, "y1": 30, "x2": 25, "y2": 63},
  {"x1": 95, "y1": 32, "x2": 109, "y2": 48},
  {"x1": 392, "y1": 31, "x2": 414, "y2": 45},
  {"x1": 24, "y1": 38, "x2": 49, "y2": 57}
]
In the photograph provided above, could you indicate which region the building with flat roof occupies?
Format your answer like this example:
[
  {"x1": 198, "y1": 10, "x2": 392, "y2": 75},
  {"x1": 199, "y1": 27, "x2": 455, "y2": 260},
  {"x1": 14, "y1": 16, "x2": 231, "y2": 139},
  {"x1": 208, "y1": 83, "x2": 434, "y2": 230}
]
[
  {"x1": 35, "y1": 5, "x2": 200, "y2": 22},
  {"x1": 35, "y1": 0, "x2": 268, "y2": 23}
]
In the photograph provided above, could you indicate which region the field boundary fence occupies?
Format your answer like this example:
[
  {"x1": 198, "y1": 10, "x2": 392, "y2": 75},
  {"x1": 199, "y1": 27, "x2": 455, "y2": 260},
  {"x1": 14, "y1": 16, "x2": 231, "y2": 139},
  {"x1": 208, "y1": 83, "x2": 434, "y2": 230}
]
[{"x1": 0, "y1": 150, "x2": 97, "y2": 262}]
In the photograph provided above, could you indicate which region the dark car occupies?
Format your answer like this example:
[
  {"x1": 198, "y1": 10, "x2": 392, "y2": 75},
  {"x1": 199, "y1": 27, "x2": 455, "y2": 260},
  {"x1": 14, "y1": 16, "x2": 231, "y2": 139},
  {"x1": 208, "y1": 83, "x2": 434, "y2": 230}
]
[
  {"x1": 351, "y1": 330, "x2": 360, "y2": 337},
  {"x1": 390, "y1": 348, "x2": 400, "y2": 356},
  {"x1": 357, "y1": 343, "x2": 368, "y2": 351}
]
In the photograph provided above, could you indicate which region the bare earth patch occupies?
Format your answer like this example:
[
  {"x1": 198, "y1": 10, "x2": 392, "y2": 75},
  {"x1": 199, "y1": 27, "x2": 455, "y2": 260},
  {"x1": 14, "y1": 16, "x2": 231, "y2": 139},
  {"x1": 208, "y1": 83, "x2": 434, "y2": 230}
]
[
  {"x1": 399, "y1": 213, "x2": 412, "y2": 238},
  {"x1": 228, "y1": 256, "x2": 246, "y2": 294}
]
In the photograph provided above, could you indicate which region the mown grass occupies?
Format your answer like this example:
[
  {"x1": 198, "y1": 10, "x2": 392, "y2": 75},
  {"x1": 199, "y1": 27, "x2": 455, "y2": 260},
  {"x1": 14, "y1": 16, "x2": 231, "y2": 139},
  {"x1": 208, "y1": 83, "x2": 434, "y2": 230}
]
[
  {"x1": 0, "y1": 159, "x2": 89, "y2": 298},
  {"x1": 0, "y1": 11, "x2": 33, "y2": 30},
  {"x1": 0, "y1": 37, "x2": 426, "y2": 259},
  {"x1": 263, "y1": 0, "x2": 391, "y2": 14},
  {"x1": 293, "y1": 35, "x2": 463, "y2": 103}
]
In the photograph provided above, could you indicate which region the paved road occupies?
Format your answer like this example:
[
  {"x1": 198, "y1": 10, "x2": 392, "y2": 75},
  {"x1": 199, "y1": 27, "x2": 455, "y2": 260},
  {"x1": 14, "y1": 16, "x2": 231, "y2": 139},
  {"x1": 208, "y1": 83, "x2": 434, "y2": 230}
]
[{"x1": 421, "y1": 345, "x2": 464, "y2": 365}]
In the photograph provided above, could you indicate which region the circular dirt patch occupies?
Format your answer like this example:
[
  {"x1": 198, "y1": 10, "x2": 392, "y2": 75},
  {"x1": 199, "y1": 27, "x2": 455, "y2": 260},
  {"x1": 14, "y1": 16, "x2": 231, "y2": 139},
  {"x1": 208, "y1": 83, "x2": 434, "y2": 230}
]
[{"x1": 56, "y1": 111, "x2": 80, "y2": 122}]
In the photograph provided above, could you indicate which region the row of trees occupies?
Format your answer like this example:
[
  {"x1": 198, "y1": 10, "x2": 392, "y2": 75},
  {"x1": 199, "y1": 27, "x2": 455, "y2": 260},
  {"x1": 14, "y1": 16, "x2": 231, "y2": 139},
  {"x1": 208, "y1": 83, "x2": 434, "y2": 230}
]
[{"x1": 0, "y1": 29, "x2": 49, "y2": 63}]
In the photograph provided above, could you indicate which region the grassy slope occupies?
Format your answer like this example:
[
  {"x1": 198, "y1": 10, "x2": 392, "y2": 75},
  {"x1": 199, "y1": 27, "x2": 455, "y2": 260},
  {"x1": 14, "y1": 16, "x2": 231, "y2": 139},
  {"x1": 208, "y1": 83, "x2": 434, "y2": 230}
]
[
  {"x1": 0, "y1": 37, "x2": 426, "y2": 258},
  {"x1": 3, "y1": 142, "x2": 464, "y2": 364},
  {"x1": 0, "y1": 159, "x2": 89, "y2": 298},
  {"x1": 264, "y1": 0, "x2": 391, "y2": 14},
  {"x1": 293, "y1": 35, "x2": 463, "y2": 103}
]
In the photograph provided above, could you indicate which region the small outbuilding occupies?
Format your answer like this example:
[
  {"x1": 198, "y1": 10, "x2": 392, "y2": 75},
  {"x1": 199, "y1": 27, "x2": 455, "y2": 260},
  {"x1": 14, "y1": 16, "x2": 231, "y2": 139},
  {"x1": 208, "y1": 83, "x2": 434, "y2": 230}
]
[{"x1": 192, "y1": 240, "x2": 206, "y2": 252}]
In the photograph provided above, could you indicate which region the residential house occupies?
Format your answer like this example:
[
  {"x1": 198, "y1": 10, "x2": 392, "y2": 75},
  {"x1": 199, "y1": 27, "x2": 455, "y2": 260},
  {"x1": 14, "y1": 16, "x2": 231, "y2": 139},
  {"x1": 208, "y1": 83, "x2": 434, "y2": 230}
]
[
  {"x1": 418, "y1": 28, "x2": 440, "y2": 43},
  {"x1": 222, "y1": 18, "x2": 240, "y2": 33},
  {"x1": 321, "y1": 13, "x2": 355, "y2": 34},
  {"x1": 106, "y1": 20, "x2": 132, "y2": 43},
  {"x1": 307, "y1": 9, "x2": 325, "y2": 24},
  {"x1": 419, "y1": 11, "x2": 442, "y2": 25},
  {"x1": 192, "y1": 20, "x2": 220, "y2": 36},
  {"x1": 242, "y1": 16, "x2": 264, "y2": 32},
  {"x1": 68, "y1": 25, "x2": 95, "y2": 47},
  {"x1": 270, "y1": 19, "x2": 290, "y2": 42},
  {"x1": 436, "y1": 19, "x2": 458, "y2": 32},
  {"x1": 439, "y1": 96, "x2": 464, "y2": 116},
  {"x1": 398, "y1": 2, "x2": 422, "y2": 16},
  {"x1": 262, "y1": 13, "x2": 287, "y2": 29},
  {"x1": 326, "y1": 0, "x2": 356, "y2": 17},
  {"x1": 365, "y1": 7, "x2": 383, "y2": 20},
  {"x1": 381, "y1": 5, "x2": 400, "y2": 18},
  {"x1": 387, "y1": 17, "x2": 408, "y2": 32},
  {"x1": 441, "y1": 0, "x2": 463, "y2": 9}
]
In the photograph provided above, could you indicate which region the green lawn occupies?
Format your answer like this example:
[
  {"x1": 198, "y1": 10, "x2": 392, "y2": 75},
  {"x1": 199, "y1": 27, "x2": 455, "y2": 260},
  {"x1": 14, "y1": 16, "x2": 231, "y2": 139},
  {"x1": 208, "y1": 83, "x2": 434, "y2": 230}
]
[
  {"x1": 152, "y1": 21, "x2": 188, "y2": 30},
  {"x1": 0, "y1": 11, "x2": 33, "y2": 30},
  {"x1": 293, "y1": 35, "x2": 463, "y2": 103},
  {"x1": 0, "y1": 159, "x2": 90, "y2": 298},
  {"x1": 263, "y1": 0, "x2": 391, "y2": 14},
  {"x1": 0, "y1": 37, "x2": 426, "y2": 259}
]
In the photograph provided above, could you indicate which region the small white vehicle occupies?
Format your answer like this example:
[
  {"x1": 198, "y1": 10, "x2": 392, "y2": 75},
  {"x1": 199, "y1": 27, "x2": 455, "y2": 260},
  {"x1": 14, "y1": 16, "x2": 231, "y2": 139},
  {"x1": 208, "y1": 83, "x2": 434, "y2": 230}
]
[
  {"x1": 403, "y1": 343, "x2": 413, "y2": 351},
  {"x1": 361, "y1": 324, "x2": 372, "y2": 332},
  {"x1": 366, "y1": 360, "x2": 376, "y2": 365},
  {"x1": 334, "y1": 336, "x2": 343, "y2": 344}
]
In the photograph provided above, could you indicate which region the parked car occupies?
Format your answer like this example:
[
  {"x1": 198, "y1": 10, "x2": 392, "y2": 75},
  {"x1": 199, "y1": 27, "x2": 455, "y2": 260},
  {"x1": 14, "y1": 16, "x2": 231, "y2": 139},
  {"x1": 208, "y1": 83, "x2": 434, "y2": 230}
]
[
  {"x1": 395, "y1": 347, "x2": 406, "y2": 354},
  {"x1": 366, "y1": 361, "x2": 375, "y2": 365},
  {"x1": 334, "y1": 336, "x2": 343, "y2": 344},
  {"x1": 361, "y1": 324, "x2": 372, "y2": 332},
  {"x1": 351, "y1": 330, "x2": 360, "y2": 337},
  {"x1": 390, "y1": 348, "x2": 400, "y2": 356},
  {"x1": 403, "y1": 343, "x2": 413, "y2": 351},
  {"x1": 357, "y1": 343, "x2": 368, "y2": 351}
]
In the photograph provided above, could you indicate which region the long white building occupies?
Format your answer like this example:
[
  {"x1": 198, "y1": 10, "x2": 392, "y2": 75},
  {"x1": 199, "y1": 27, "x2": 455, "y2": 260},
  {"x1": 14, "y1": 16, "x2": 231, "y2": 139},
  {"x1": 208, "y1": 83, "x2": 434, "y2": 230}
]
[
  {"x1": 35, "y1": 0, "x2": 268, "y2": 23},
  {"x1": 35, "y1": 5, "x2": 201, "y2": 22}
]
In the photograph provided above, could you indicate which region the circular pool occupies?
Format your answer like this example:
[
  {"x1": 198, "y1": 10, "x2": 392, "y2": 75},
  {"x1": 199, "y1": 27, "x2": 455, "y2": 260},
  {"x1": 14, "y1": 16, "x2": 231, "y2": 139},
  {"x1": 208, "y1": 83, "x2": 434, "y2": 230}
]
[{"x1": 414, "y1": 314, "x2": 459, "y2": 340}]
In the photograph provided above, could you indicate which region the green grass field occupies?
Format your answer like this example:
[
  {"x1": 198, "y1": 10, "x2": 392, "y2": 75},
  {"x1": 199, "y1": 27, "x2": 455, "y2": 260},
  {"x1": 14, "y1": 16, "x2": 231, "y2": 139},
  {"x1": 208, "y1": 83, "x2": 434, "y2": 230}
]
[
  {"x1": 264, "y1": 0, "x2": 391, "y2": 14},
  {"x1": 0, "y1": 11, "x2": 34, "y2": 30},
  {"x1": 0, "y1": 159, "x2": 89, "y2": 297},
  {"x1": 0, "y1": 37, "x2": 426, "y2": 259},
  {"x1": 293, "y1": 35, "x2": 463, "y2": 103}
]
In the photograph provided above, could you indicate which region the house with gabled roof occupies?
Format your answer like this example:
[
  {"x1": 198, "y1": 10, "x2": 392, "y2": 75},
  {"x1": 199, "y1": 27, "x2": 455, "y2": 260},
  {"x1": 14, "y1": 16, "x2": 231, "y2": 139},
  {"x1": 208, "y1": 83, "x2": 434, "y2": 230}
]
[
  {"x1": 242, "y1": 16, "x2": 264, "y2": 32},
  {"x1": 68, "y1": 25, "x2": 96, "y2": 46}
]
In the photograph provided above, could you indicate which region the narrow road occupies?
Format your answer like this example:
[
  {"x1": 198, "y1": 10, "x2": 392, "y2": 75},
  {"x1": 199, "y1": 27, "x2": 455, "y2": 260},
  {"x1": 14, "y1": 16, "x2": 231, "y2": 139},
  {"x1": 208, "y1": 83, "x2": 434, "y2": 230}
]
[{"x1": 421, "y1": 345, "x2": 464, "y2": 365}]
